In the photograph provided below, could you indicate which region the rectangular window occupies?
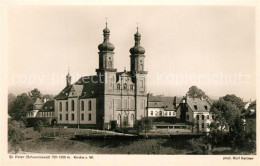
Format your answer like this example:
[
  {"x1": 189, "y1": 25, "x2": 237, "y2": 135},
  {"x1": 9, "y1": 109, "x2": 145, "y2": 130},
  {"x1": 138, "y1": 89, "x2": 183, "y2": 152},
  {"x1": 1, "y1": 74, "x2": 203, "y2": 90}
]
[
  {"x1": 196, "y1": 115, "x2": 199, "y2": 120},
  {"x1": 202, "y1": 115, "x2": 205, "y2": 120},
  {"x1": 186, "y1": 115, "x2": 189, "y2": 120},
  {"x1": 59, "y1": 114, "x2": 62, "y2": 120},
  {"x1": 194, "y1": 105, "x2": 197, "y2": 110},
  {"x1": 66, "y1": 114, "x2": 68, "y2": 120},
  {"x1": 81, "y1": 114, "x2": 84, "y2": 121},
  {"x1": 66, "y1": 102, "x2": 68, "y2": 111},
  {"x1": 169, "y1": 112, "x2": 171, "y2": 116},
  {"x1": 207, "y1": 123, "x2": 209, "y2": 128},
  {"x1": 88, "y1": 113, "x2": 91, "y2": 121},
  {"x1": 202, "y1": 123, "x2": 204, "y2": 128},
  {"x1": 207, "y1": 115, "x2": 209, "y2": 119},
  {"x1": 71, "y1": 114, "x2": 74, "y2": 121},
  {"x1": 204, "y1": 106, "x2": 208, "y2": 110},
  {"x1": 151, "y1": 111, "x2": 153, "y2": 116}
]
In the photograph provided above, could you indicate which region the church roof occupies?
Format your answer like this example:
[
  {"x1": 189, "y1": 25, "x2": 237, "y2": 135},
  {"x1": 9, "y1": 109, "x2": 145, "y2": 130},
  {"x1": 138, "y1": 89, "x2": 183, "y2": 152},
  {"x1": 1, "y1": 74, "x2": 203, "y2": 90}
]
[
  {"x1": 54, "y1": 85, "x2": 72, "y2": 100},
  {"x1": 55, "y1": 75, "x2": 102, "y2": 100},
  {"x1": 76, "y1": 75, "x2": 101, "y2": 99}
]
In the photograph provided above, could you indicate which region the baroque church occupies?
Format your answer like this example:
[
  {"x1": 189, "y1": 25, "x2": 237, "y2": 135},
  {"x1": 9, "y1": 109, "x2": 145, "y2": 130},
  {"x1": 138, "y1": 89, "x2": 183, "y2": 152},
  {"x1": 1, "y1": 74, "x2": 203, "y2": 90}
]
[{"x1": 54, "y1": 23, "x2": 148, "y2": 129}]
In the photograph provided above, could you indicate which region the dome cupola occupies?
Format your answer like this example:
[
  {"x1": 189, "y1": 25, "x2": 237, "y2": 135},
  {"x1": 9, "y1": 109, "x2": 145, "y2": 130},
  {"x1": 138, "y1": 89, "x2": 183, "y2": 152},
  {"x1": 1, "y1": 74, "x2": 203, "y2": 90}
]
[
  {"x1": 130, "y1": 27, "x2": 145, "y2": 55},
  {"x1": 98, "y1": 22, "x2": 115, "y2": 52}
]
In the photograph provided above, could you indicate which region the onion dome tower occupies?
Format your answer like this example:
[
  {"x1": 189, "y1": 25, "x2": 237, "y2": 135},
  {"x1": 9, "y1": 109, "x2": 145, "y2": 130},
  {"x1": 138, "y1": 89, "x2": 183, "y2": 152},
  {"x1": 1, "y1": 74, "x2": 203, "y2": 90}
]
[
  {"x1": 96, "y1": 21, "x2": 117, "y2": 74},
  {"x1": 130, "y1": 27, "x2": 146, "y2": 73}
]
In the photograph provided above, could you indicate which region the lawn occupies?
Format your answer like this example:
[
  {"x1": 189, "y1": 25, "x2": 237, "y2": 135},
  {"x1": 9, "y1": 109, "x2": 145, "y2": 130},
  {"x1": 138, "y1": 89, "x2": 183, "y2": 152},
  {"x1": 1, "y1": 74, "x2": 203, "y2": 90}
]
[{"x1": 10, "y1": 127, "x2": 256, "y2": 155}]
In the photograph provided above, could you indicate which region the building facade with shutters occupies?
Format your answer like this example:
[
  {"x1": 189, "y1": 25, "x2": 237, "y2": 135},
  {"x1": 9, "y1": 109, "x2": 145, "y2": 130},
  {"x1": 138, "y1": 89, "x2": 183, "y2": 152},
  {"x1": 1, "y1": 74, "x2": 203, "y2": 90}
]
[{"x1": 54, "y1": 24, "x2": 148, "y2": 129}]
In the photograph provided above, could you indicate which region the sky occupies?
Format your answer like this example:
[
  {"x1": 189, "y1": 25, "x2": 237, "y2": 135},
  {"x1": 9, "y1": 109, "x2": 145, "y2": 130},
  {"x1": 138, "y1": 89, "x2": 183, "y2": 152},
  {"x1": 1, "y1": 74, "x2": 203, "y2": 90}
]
[{"x1": 7, "y1": 5, "x2": 256, "y2": 101}]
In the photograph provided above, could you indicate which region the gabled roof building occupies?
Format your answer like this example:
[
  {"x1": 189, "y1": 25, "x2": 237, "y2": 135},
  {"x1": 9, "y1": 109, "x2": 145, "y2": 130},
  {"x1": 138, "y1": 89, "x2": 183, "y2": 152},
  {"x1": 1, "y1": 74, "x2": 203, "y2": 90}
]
[{"x1": 176, "y1": 97, "x2": 212, "y2": 133}]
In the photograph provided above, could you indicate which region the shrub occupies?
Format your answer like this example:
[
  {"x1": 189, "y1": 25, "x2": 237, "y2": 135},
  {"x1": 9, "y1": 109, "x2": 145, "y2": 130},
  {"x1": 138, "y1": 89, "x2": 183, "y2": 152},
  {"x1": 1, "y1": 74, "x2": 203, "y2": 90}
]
[
  {"x1": 186, "y1": 138, "x2": 208, "y2": 154},
  {"x1": 8, "y1": 120, "x2": 26, "y2": 152}
]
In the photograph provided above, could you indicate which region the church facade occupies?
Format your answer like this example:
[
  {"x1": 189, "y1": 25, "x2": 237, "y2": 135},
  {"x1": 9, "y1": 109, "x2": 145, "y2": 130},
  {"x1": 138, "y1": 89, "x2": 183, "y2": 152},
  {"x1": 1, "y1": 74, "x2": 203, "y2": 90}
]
[{"x1": 54, "y1": 24, "x2": 148, "y2": 129}]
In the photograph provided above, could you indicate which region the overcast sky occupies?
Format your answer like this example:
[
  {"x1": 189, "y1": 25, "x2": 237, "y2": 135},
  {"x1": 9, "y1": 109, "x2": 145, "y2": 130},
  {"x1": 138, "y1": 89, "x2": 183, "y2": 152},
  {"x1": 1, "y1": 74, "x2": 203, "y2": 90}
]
[{"x1": 7, "y1": 6, "x2": 256, "y2": 101}]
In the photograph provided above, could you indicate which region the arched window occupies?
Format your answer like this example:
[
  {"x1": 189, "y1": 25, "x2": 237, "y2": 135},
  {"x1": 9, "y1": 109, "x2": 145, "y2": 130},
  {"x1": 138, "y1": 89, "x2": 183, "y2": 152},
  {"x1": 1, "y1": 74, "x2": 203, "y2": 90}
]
[
  {"x1": 81, "y1": 101, "x2": 84, "y2": 111},
  {"x1": 71, "y1": 100, "x2": 74, "y2": 111},
  {"x1": 59, "y1": 102, "x2": 62, "y2": 111},
  {"x1": 117, "y1": 84, "x2": 120, "y2": 90},
  {"x1": 88, "y1": 100, "x2": 92, "y2": 111},
  {"x1": 66, "y1": 101, "x2": 68, "y2": 111},
  {"x1": 123, "y1": 83, "x2": 127, "y2": 90}
]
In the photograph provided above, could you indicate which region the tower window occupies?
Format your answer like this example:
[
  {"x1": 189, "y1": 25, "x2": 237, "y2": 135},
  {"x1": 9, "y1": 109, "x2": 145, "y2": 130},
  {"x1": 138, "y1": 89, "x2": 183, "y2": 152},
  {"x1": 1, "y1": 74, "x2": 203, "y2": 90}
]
[
  {"x1": 140, "y1": 64, "x2": 143, "y2": 70},
  {"x1": 108, "y1": 61, "x2": 112, "y2": 68}
]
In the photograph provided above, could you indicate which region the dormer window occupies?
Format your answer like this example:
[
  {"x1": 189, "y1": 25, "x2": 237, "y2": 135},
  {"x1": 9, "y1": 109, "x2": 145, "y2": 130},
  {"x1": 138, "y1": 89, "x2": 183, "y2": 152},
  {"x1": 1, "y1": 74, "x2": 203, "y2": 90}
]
[
  {"x1": 204, "y1": 106, "x2": 208, "y2": 110},
  {"x1": 194, "y1": 105, "x2": 197, "y2": 110}
]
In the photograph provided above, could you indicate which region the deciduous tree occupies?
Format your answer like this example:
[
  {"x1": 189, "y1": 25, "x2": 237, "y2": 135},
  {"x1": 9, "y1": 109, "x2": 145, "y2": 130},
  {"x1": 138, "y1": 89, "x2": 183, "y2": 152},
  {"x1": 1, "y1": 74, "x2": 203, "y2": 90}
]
[
  {"x1": 187, "y1": 86, "x2": 208, "y2": 99},
  {"x1": 8, "y1": 93, "x2": 33, "y2": 122}
]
